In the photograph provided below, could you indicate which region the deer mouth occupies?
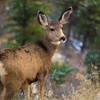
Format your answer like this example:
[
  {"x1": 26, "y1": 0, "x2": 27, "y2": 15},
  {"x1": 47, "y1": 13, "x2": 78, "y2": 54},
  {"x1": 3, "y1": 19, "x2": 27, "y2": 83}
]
[
  {"x1": 59, "y1": 36, "x2": 66, "y2": 43},
  {"x1": 51, "y1": 39, "x2": 66, "y2": 45},
  {"x1": 51, "y1": 36, "x2": 66, "y2": 45}
]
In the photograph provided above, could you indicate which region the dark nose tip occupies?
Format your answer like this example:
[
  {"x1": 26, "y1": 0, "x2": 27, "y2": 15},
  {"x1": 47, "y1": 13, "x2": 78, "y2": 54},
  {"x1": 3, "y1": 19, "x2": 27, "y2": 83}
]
[{"x1": 60, "y1": 36, "x2": 66, "y2": 41}]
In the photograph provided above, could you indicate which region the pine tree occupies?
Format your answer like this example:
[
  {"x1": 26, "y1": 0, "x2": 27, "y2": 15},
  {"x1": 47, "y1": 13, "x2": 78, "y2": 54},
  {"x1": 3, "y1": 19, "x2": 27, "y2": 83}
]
[
  {"x1": 1, "y1": 0, "x2": 50, "y2": 47},
  {"x1": 55, "y1": 0, "x2": 100, "y2": 52}
]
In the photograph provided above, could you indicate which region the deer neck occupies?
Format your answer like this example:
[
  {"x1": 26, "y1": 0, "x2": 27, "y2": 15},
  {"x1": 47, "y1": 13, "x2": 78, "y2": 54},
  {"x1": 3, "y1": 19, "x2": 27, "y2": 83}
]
[{"x1": 42, "y1": 35, "x2": 59, "y2": 57}]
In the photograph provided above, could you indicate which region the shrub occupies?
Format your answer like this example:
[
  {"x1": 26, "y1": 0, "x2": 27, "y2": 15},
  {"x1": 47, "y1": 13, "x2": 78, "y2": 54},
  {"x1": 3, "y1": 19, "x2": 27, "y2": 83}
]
[
  {"x1": 85, "y1": 50, "x2": 100, "y2": 67},
  {"x1": 85, "y1": 50, "x2": 100, "y2": 83},
  {"x1": 65, "y1": 73, "x2": 100, "y2": 100},
  {"x1": 0, "y1": 0, "x2": 50, "y2": 47},
  {"x1": 50, "y1": 62, "x2": 74, "y2": 84}
]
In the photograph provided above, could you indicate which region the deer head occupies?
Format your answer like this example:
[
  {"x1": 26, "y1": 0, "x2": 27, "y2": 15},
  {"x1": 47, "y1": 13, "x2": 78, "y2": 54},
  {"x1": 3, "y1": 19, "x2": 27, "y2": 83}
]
[{"x1": 38, "y1": 7, "x2": 72, "y2": 45}]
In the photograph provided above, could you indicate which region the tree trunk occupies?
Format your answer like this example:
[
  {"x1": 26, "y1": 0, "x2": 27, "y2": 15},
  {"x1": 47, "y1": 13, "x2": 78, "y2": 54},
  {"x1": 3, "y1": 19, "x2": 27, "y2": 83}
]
[
  {"x1": 81, "y1": 33, "x2": 88, "y2": 53},
  {"x1": 66, "y1": 23, "x2": 72, "y2": 46},
  {"x1": 21, "y1": 0, "x2": 28, "y2": 46}
]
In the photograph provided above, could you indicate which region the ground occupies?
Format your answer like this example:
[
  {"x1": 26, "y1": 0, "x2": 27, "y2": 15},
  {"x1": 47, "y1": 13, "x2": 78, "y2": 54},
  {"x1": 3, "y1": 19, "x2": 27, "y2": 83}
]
[{"x1": 46, "y1": 44, "x2": 87, "y2": 99}]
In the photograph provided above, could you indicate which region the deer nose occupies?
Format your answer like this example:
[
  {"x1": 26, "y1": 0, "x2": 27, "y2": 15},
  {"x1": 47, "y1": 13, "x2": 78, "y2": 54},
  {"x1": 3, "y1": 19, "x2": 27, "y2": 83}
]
[{"x1": 60, "y1": 36, "x2": 66, "y2": 42}]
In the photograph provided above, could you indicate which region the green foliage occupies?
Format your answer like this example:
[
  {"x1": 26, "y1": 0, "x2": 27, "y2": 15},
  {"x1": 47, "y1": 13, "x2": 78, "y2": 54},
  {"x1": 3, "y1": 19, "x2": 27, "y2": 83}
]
[
  {"x1": 85, "y1": 50, "x2": 100, "y2": 82},
  {"x1": 1, "y1": 41, "x2": 20, "y2": 48},
  {"x1": 1, "y1": 0, "x2": 50, "y2": 47},
  {"x1": 50, "y1": 62, "x2": 74, "y2": 84},
  {"x1": 92, "y1": 33, "x2": 100, "y2": 49},
  {"x1": 85, "y1": 50, "x2": 100, "y2": 66},
  {"x1": 55, "y1": 0, "x2": 100, "y2": 49},
  {"x1": 56, "y1": 1, "x2": 100, "y2": 80}
]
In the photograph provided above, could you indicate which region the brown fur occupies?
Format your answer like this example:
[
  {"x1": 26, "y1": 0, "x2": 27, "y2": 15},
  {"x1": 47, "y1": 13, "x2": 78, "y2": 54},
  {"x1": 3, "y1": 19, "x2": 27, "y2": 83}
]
[
  {"x1": 0, "y1": 8, "x2": 72, "y2": 100},
  {"x1": 0, "y1": 38, "x2": 57, "y2": 97},
  {"x1": 0, "y1": 38, "x2": 58, "y2": 100}
]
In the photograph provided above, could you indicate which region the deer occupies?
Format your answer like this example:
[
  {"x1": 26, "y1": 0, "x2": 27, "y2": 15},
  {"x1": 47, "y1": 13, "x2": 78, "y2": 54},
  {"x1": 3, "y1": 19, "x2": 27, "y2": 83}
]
[{"x1": 0, "y1": 7, "x2": 72, "y2": 100}]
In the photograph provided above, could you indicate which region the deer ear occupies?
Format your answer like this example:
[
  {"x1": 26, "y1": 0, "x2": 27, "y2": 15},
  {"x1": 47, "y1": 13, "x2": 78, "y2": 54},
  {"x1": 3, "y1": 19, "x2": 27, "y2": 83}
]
[
  {"x1": 37, "y1": 11, "x2": 48, "y2": 27},
  {"x1": 59, "y1": 7, "x2": 72, "y2": 24}
]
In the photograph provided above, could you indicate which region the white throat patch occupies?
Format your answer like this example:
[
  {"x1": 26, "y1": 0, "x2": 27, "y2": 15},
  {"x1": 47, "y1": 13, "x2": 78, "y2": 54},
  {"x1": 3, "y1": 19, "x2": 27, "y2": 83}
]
[{"x1": 51, "y1": 41, "x2": 60, "y2": 45}]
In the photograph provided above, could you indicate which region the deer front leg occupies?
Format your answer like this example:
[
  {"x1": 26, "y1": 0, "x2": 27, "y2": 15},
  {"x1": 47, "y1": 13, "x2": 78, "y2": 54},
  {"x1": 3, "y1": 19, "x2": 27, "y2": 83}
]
[
  {"x1": 25, "y1": 86, "x2": 31, "y2": 100},
  {"x1": 38, "y1": 77, "x2": 45, "y2": 100},
  {"x1": 23, "y1": 83, "x2": 31, "y2": 100},
  {"x1": 39, "y1": 80, "x2": 44, "y2": 100}
]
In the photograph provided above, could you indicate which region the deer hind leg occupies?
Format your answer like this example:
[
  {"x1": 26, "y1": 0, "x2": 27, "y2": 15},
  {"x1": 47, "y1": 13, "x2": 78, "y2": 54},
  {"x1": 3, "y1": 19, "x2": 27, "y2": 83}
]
[
  {"x1": 1, "y1": 81, "x2": 22, "y2": 100},
  {"x1": 0, "y1": 82, "x2": 3, "y2": 94},
  {"x1": 1, "y1": 86, "x2": 16, "y2": 100},
  {"x1": 0, "y1": 82, "x2": 4, "y2": 100}
]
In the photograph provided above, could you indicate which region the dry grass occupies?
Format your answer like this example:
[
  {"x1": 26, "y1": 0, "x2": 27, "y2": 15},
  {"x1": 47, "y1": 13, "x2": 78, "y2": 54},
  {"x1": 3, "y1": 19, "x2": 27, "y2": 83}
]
[
  {"x1": 65, "y1": 73, "x2": 100, "y2": 100},
  {"x1": 12, "y1": 72, "x2": 100, "y2": 100}
]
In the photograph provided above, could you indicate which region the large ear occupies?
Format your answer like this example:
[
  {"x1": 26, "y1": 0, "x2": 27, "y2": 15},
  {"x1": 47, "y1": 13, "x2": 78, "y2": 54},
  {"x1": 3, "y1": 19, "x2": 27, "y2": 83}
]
[
  {"x1": 37, "y1": 11, "x2": 48, "y2": 27},
  {"x1": 59, "y1": 7, "x2": 72, "y2": 24}
]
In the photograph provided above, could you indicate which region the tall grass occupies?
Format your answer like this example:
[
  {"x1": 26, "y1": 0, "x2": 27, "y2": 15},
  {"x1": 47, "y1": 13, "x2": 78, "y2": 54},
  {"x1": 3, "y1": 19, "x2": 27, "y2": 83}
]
[{"x1": 65, "y1": 73, "x2": 100, "y2": 100}]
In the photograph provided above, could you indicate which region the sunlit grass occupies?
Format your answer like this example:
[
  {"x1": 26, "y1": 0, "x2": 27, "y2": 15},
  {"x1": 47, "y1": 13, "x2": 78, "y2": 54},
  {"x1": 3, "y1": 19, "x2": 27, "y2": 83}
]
[
  {"x1": 12, "y1": 69, "x2": 100, "y2": 100},
  {"x1": 65, "y1": 72, "x2": 100, "y2": 100}
]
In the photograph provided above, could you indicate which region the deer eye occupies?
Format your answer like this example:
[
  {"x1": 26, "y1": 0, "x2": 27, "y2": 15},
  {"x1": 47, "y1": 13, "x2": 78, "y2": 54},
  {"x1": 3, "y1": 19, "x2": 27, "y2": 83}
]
[{"x1": 50, "y1": 28, "x2": 55, "y2": 31}]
